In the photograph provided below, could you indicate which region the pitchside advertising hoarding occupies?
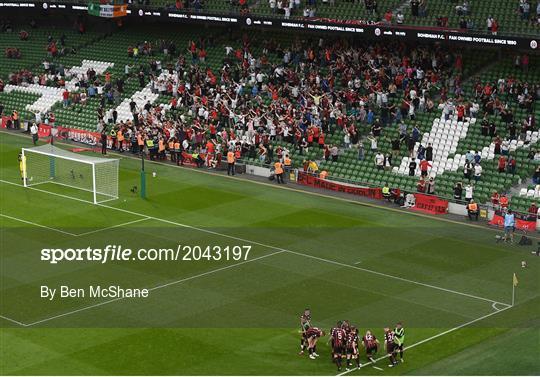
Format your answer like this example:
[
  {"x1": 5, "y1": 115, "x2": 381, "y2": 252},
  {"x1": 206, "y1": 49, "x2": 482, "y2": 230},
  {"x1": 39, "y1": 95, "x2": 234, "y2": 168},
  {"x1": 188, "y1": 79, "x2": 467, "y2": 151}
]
[{"x1": 0, "y1": 1, "x2": 537, "y2": 50}]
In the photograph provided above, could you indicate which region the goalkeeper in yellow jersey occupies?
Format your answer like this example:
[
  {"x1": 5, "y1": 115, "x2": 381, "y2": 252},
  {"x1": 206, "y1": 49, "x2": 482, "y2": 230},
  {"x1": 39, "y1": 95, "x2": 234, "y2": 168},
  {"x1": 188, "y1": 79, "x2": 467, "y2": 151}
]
[{"x1": 18, "y1": 152, "x2": 27, "y2": 185}]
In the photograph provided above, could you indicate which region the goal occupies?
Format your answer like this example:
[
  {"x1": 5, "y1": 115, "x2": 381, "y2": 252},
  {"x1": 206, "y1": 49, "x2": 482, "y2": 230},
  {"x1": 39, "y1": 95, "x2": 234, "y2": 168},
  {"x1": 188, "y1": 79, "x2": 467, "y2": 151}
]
[{"x1": 22, "y1": 144, "x2": 119, "y2": 204}]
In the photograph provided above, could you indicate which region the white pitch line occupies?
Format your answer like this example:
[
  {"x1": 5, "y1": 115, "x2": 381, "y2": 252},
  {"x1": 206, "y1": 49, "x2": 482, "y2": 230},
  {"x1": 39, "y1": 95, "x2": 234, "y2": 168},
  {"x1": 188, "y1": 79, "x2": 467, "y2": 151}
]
[
  {"x1": 492, "y1": 302, "x2": 509, "y2": 311},
  {"x1": 0, "y1": 213, "x2": 78, "y2": 236},
  {"x1": 282, "y1": 249, "x2": 511, "y2": 307},
  {"x1": 5, "y1": 128, "x2": 540, "y2": 242},
  {"x1": 92, "y1": 200, "x2": 510, "y2": 306},
  {"x1": 23, "y1": 250, "x2": 285, "y2": 327},
  {"x1": 90, "y1": 204, "x2": 510, "y2": 307},
  {"x1": 74, "y1": 217, "x2": 151, "y2": 237},
  {"x1": 0, "y1": 179, "x2": 511, "y2": 323},
  {"x1": 336, "y1": 304, "x2": 513, "y2": 376},
  {"x1": 372, "y1": 366, "x2": 383, "y2": 371},
  {"x1": 0, "y1": 314, "x2": 28, "y2": 327}
]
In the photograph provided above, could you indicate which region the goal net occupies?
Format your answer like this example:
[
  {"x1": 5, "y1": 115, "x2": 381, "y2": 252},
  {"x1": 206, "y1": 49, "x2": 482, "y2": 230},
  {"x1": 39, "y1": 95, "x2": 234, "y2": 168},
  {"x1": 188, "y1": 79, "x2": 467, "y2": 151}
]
[{"x1": 22, "y1": 144, "x2": 119, "y2": 204}]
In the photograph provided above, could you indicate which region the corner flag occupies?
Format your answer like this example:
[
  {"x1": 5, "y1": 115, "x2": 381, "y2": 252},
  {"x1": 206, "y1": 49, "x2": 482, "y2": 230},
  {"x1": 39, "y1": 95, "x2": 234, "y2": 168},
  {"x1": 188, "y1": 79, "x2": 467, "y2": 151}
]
[{"x1": 512, "y1": 273, "x2": 519, "y2": 306}]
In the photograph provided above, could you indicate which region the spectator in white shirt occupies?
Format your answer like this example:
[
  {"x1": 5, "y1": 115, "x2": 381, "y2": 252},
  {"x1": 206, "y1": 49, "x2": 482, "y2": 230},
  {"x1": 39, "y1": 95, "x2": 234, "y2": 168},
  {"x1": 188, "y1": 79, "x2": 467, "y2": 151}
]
[
  {"x1": 30, "y1": 122, "x2": 39, "y2": 145},
  {"x1": 474, "y1": 163, "x2": 482, "y2": 182},
  {"x1": 465, "y1": 183, "x2": 474, "y2": 201},
  {"x1": 375, "y1": 152, "x2": 385, "y2": 170}
]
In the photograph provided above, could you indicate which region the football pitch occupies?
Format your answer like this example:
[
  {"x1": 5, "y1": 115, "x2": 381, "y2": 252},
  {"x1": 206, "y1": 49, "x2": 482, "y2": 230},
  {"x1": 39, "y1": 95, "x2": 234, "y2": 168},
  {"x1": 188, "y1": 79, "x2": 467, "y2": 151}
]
[{"x1": 1, "y1": 131, "x2": 539, "y2": 375}]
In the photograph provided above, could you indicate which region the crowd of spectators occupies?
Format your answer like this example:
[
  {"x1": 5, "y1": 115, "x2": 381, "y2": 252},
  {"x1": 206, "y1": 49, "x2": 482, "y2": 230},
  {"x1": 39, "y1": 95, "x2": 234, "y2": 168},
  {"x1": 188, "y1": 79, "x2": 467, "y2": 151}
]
[{"x1": 1, "y1": 25, "x2": 538, "y2": 206}]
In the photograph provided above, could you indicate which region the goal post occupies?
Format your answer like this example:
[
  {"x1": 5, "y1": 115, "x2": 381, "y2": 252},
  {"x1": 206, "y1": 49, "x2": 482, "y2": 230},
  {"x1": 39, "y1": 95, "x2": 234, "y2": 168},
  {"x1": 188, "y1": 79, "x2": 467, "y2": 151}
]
[{"x1": 22, "y1": 144, "x2": 119, "y2": 204}]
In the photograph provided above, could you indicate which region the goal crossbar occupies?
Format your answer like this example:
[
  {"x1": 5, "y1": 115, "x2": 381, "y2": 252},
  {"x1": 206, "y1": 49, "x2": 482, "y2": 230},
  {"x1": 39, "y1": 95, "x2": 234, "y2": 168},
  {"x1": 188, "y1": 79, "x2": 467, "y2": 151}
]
[{"x1": 21, "y1": 144, "x2": 120, "y2": 204}]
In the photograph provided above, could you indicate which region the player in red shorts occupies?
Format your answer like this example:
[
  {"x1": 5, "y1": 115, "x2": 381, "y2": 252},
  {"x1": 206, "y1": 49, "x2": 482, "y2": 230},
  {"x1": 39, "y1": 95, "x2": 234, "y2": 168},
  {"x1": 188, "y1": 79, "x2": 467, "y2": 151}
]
[
  {"x1": 305, "y1": 327, "x2": 325, "y2": 359},
  {"x1": 362, "y1": 330, "x2": 379, "y2": 363},
  {"x1": 345, "y1": 326, "x2": 360, "y2": 370},
  {"x1": 299, "y1": 309, "x2": 312, "y2": 355},
  {"x1": 331, "y1": 321, "x2": 347, "y2": 371},
  {"x1": 384, "y1": 327, "x2": 398, "y2": 367}
]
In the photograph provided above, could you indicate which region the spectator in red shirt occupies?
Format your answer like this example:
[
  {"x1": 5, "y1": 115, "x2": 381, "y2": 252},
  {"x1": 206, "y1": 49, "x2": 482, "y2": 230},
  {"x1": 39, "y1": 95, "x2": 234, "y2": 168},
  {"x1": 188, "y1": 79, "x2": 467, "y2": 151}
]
[
  {"x1": 198, "y1": 48, "x2": 207, "y2": 63},
  {"x1": 419, "y1": 159, "x2": 431, "y2": 177},
  {"x1": 491, "y1": 19, "x2": 498, "y2": 35},
  {"x1": 491, "y1": 191, "x2": 500, "y2": 208},
  {"x1": 417, "y1": 177, "x2": 426, "y2": 193},
  {"x1": 456, "y1": 104, "x2": 465, "y2": 122},
  {"x1": 62, "y1": 89, "x2": 69, "y2": 107},
  {"x1": 498, "y1": 156, "x2": 507, "y2": 173},
  {"x1": 384, "y1": 10, "x2": 393, "y2": 23},
  {"x1": 499, "y1": 194, "x2": 509, "y2": 209}
]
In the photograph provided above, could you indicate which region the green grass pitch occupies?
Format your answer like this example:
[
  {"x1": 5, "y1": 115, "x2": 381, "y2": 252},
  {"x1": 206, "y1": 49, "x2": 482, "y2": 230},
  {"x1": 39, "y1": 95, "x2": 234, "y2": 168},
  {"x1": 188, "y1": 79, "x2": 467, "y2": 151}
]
[{"x1": 0, "y1": 131, "x2": 539, "y2": 375}]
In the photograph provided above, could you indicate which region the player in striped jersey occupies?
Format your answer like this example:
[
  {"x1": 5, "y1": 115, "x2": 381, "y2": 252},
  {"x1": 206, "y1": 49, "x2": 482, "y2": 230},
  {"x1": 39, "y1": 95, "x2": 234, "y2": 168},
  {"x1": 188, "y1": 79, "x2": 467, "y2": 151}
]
[
  {"x1": 345, "y1": 326, "x2": 360, "y2": 370},
  {"x1": 362, "y1": 330, "x2": 379, "y2": 363},
  {"x1": 331, "y1": 321, "x2": 347, "y2": 371},
  {"x1": 305, "y1": 327, "x2": 325, "y2": 359},
  {"x1": 384, "y1": 327, "x2": 398, "y2": 367}
]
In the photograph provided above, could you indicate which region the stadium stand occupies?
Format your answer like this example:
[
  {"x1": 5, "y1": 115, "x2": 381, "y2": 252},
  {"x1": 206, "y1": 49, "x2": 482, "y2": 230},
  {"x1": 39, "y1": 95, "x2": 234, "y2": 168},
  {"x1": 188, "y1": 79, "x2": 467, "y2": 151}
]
[
  {"x1": 0, "y1": 17, "x2": 538, "y2": 212},
  {"x1": 20, "y1": 0, "x2": 540, "y2": 36}
]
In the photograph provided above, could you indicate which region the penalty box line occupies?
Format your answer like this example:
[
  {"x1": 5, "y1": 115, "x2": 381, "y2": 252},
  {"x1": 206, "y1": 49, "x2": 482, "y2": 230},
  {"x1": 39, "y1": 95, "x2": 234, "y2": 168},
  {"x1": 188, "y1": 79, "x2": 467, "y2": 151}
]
[
  {"x1": 0, "y1": 314, "x2": 29, "y2": 327},
  {"x1": 96, "y1": 201, "x2": 512, "y2": 308},
  {"x1": 336, "y1": 304, "x2": 513, "y2": 376},
  {"x1": 4, "y1": 250, "x2": 285, "y2": 328},
  {"x1": 0, "y1": 179, "x2": 511, "y2": 327},
  {"x1": 0, "y1": 213, "x2": 79, "y2": 237},
  {"x1": 0, "y1": 212, "x2": 151, "y2": 237}
]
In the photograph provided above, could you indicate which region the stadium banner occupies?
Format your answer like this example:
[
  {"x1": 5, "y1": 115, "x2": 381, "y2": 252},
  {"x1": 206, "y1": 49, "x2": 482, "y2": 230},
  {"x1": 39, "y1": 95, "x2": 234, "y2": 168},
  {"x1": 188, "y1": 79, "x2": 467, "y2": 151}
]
[
  {"x1": 411, "y1": 193, "x2": 448, "y2": 215},
  {"x1": 489, "y1": 210, "x2": 537, "y2": 231},
  {"x1": 1, "y1": 116, "x2": 8, "y2": 128},
  {"x1": 66, "y1": 127, "x2": 100, "y2": 145},
  {"x1": 297, "y1": 171, "x2": 382, "y2": 199},
  {"x1": 0, "y1": 2, "x2": 536, "y2": 50},
  {"x1": 88, "y1": 2, "x2": 127, "y2": 18},
  {"x1": 38, "y1": 123, "x2": 52, "y2": 138}
]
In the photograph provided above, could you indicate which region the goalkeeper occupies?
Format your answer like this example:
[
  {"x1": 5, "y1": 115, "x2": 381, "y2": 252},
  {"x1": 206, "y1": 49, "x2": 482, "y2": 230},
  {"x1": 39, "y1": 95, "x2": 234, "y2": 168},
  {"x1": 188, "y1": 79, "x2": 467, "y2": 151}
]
[
  {"x1": 18, "y1": 152, "x2": 27, "y2": 184},
  {"x1": 393, "y1": 322, "x2": 405, "y2": 362}
]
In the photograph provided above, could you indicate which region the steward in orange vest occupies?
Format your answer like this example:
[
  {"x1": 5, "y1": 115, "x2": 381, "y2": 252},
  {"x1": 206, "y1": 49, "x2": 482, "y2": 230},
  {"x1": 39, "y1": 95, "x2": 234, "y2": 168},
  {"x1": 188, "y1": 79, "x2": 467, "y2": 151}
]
[
  {"x1": 467, "y1": 200, "x2": 479, "y2": 221},
  {"x1": 227, "y1": 150, "x2": 235, "y2": 176},
  {"x1": 274, "y1": 161, "x2": 284, "y2": 184}
]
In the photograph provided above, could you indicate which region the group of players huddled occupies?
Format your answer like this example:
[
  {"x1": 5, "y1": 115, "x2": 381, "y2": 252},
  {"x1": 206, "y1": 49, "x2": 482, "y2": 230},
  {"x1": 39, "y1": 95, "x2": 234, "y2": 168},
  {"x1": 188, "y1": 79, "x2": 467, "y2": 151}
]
[{"x1": 299, "y1": 309, "x2": 405, "y2": 372}]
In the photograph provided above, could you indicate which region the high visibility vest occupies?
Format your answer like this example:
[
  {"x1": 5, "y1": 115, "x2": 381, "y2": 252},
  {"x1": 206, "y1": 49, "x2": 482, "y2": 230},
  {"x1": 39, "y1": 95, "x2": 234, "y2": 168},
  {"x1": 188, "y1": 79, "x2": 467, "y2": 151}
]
[
  {"x1": 138, "y1": 135, "x2": 144, "y2": 146},
  {"x1": 284, "y1": 157, "x2": 291, "y2": 166},
  {"x1": 227, "y1": 151, "x2": 235, "y2": 163},
  {"x1": 174, "y1": 142, "x2": 181, "y2": 150},
  {"x1": 117, "y1": 131, "x2": 124, "y2": 142},
  {"x1": 382, "y1": 186, "x2": 390, "y2": 195},
  {"x1": 274, "y1": 162, "x2": 284, "y2": 174},
  {"x1": 468, "y1": 203, "x2": 478, "y2": 211},
  {"x1": 168, "y1": 141, "x2": 175, "y2": 149},
  {"x1": 158, "y1": 140, "x2": 165, "y2": 152},
  {"x1": 146, "y1": 139, "x2": 154, "y2": 148}
]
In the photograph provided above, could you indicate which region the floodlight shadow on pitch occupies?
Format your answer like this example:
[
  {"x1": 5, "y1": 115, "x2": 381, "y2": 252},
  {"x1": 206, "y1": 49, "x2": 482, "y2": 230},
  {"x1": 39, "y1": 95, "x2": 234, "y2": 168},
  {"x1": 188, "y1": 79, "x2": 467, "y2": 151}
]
[{"x1": 21, "y1": 144, "x2": 119, "y2": 205}]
